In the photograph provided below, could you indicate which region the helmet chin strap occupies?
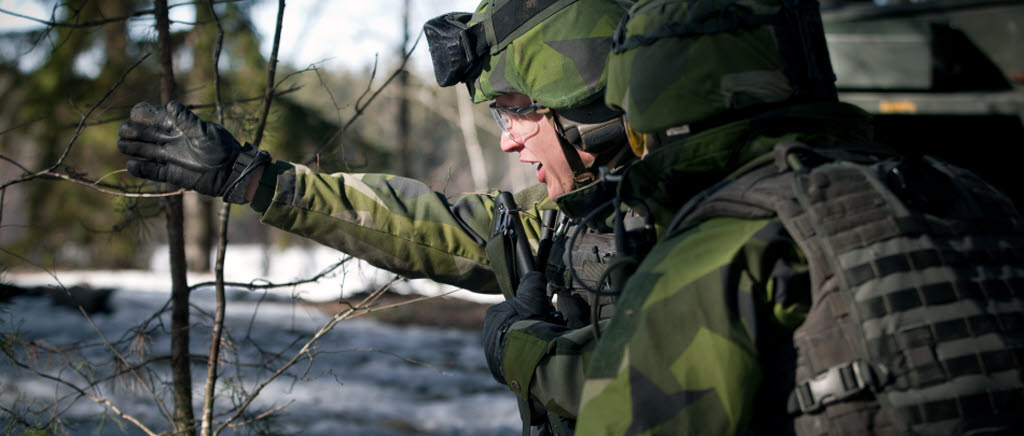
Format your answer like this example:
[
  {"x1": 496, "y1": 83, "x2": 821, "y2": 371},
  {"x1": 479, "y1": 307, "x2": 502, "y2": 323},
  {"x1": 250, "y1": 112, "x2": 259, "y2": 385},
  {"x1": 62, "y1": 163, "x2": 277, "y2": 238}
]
[
  {"x1": 543, "y1": 111, "x2": 596, "y2": 185},
  {"x1": 544, "y1": 110, "x2": 629, "y2": 186}
]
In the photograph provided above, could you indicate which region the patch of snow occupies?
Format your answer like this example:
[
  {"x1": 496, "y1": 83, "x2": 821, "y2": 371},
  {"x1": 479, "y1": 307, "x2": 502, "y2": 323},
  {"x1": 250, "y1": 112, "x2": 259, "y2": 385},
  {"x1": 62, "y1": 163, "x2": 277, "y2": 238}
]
[
  {"x1": 7, "y1": 243, "x2": 506, "y2": 305},
  {"x1": 0, "y1": 275, "x2": 520, "y2": 435}
]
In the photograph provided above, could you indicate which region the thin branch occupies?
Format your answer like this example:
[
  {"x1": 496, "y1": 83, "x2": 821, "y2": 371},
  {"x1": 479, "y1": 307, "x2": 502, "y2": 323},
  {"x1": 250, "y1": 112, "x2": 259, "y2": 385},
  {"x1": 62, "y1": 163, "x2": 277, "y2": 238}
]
[
  {"x1": 412, "y1": 87, "x2": 496, "y2": 138},
  {"x1": 0, "y1": 154, "x2": 32, "y2": 174},
  {"x1": 223, "y1": 401, "x2": 294, "y2": 431},
  {"x1": 0, "y1": 54, "x2": 149, "y2": 192},
  {"x1": 0, "y1": 6, "x2": 142, "y2": 28},
  {"x1": 32, "y1": 171, "x2": 186, "y2": 198},
  {"x1": 202, "y1": 1, "x2": 229, "y2": 434},
  {"x1": 0, "y1": 259, "x2": 161, "y2": 436},
  {"x1": 76, "y1": 305, "x2": 174, "y2": 424},
  {"x1": 93, "y1": 169, "x2": 129, "y2": 185},
  {"x1": 1, "y1": 353, "x2": 159, "y2": 436},
  {"x1": 304, "y1": 31, "x2": 424, "y2": 166},
  {"x1": 0, "y1": 402, "x2": 48, "y2": 432},
  {"x1": 0, "y1": 82, "x2": 301, "y2": 139},
  {"x1": 213, "y1": 276, "x2": 401, "y2": 435},
  {"x1": 317, "y1": 347, "x2": 454, "y2": 377},
  {"x1": 251, "y1": 0, "x2": 286, "y2": 148},
  {"x1": 210, "y1": 1, "x2": 225, "y2": 126},
  {"x1": 55, "y1": 85, "x2": 303, "y2": 130},
  {"x1": 346, "y1": 288, "x2": 462, "y2": 316},
  {"x1": 0, "y1": 1, "x2": 243, "y2": 29},
  {"x1": 188, "y1": 257, "x2": 352, "y2": 292},
  {"x1": 0, "y1": 117, "x2": 47, "y2": 137}
]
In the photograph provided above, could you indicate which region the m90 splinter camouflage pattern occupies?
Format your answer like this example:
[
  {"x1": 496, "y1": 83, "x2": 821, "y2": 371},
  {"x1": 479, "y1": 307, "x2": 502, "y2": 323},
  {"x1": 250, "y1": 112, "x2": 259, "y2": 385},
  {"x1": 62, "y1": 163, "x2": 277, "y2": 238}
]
[
  {"x1": 251, "y1": 161, "x2": 555, "y2": 295},
  {"x1": 605, "y1": 0, "x2": 837, "y2": 133},
  {"x1": 465, "y1": 0, "x2": 626, "y2": 111}
]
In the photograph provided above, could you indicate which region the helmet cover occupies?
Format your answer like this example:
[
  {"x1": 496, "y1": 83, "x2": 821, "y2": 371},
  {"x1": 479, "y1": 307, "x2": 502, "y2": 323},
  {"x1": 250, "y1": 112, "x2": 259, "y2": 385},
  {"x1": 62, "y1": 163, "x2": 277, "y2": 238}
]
[
  {"x1": 606, "y1": 0, "x2": 836, "y2": 132},
  {"x1": 468, "y1": 0, "x2": 629, "y2": 110}
]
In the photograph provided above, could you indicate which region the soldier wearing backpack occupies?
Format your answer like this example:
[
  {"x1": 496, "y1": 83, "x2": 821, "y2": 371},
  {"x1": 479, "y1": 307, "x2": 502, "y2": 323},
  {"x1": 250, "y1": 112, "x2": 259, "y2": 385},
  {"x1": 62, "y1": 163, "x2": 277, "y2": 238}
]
[
  {"x1": 116, "y1": 1, "x2": 634, "y2": 433},
  {"x1": 485, "y1": 0, "x2": 1024, "y2": 434}
]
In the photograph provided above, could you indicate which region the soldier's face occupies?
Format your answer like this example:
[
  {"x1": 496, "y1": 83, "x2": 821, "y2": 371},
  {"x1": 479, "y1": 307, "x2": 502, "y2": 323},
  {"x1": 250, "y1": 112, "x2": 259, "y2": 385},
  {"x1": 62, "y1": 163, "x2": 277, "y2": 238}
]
[{"x1": 495, "y1": 94, "x2": 595, "y2": 200}]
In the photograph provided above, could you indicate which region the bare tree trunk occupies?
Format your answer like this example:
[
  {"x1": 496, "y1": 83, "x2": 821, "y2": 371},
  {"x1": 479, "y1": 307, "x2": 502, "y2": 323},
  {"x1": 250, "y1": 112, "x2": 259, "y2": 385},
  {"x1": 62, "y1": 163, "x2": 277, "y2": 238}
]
[
  {"x1": 185, "y1": 193, "x2": 214, "y2": 271},
  {"x1": 184, "y1": 0, "x2": 219, "y2": 273},
  {"x1": 456, "y1": 86, "x2": 488, "y2": 188},
  {"x1": 397, "y1": 0, "x2": 412, "y2": 176},
  {"x1": 155, "y1": 0, "x2": 194, "y2": 434},
  {"x1": 203, "y1": 203, "x2": 229, "y2": 436}
]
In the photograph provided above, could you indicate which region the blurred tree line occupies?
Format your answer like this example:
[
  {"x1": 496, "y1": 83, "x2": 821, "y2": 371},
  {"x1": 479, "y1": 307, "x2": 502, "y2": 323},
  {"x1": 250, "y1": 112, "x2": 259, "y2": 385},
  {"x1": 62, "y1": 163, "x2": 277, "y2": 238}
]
[
  {"x1": 0, "y1": 1, "x2": 535, "y2": 434},
  {"x1": 0, "y1": 0, "x2": 528, "y2": 273}
]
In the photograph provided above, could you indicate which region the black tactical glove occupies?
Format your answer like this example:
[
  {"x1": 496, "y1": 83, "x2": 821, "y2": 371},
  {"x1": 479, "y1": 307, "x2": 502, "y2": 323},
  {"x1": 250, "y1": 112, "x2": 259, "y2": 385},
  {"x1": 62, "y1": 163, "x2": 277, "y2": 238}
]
[
  {"x1": 482, "y1": 271, "x2": 561, "y2": 384},
  {"x1": 117, "y1": 101, "x2": 271, "y2": 203}
]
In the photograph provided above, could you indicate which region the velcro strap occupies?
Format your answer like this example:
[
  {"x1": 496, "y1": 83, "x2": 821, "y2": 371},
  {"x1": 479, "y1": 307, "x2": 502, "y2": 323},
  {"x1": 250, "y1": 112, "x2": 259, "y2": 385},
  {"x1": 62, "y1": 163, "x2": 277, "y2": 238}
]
[
  {"x1": 490, "y1": 0, "x2": 578, "y2": 50},
  {"x1": 222, "y1": 143, "x2": 272, "y2": 204}
]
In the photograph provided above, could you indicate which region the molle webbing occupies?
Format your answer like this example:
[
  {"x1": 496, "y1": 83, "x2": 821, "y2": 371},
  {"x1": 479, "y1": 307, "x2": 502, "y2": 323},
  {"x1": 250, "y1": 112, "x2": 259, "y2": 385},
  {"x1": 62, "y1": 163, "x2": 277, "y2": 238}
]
[
  {"x1": 671, "y1": 141, "x2": 1024, "y2": 435},
  {"x1": 547, "y1": 228, "x2": 618, "y2": 322},
  {"x1": 486, "y1": 203, "x2": 619, "y2": 325}
]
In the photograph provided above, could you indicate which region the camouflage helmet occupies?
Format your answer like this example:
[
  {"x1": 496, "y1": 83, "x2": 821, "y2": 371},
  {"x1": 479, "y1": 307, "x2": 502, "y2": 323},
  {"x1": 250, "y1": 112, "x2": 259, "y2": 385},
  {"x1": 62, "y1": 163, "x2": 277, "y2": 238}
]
[
  {"x1": 425, "y1": 0, "x2": 628, "y2": 111},
  {"x1": 605, "y1": 0, "x2": 838, "y2": 133}
]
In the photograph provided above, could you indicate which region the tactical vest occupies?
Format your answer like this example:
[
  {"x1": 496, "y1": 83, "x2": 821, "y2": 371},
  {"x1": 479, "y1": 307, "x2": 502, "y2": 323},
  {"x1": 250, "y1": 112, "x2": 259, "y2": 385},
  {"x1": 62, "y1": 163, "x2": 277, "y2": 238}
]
[
  {"x1": 547, "y1": 226, "x2": 618, "y2": 328},
  {"x1": 485, "y1": 201, "x2": 618, "y2": 330},
  {"x1": 669, "y1": 141, "x2": 1024, "y2": 435},
  {"x1": 485, "y1": 200, "x2": 618, "y2": 436}
]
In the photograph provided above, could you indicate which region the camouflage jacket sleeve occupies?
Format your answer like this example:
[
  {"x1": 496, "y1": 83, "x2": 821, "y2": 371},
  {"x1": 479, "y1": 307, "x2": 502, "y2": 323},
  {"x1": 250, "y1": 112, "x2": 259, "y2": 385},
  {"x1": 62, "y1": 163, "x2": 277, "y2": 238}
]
[
  {"x1": 248, "y1": 161, "x2": 550, "y2": 294},
  {"x1": 502, "y1": 217, "x2": 809, "y2": 434},
  {"x1": 501, "y1": 319, "x2": 604, "y2": 424}
]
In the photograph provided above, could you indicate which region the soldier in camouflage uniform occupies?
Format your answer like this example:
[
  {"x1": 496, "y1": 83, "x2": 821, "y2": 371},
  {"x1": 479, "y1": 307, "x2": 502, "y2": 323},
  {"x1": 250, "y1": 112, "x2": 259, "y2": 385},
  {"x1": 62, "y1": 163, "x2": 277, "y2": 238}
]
[
  {"x1": 116, "y1": 1, "x2": 631, "y2": 432},
  {"x1": 115, "y1": 0, "x2": 631, "y2": 293},
  {"x1": 489, "y1": 1, "x2": 1024, "y2": 435}
]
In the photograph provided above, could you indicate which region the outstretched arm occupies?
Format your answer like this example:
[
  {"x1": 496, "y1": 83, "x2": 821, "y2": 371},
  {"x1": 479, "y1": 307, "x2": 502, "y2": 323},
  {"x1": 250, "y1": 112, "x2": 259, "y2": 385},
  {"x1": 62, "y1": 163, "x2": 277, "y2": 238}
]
[{"x1": 250, "y1": 161, "x2": 506, "y2": 293}]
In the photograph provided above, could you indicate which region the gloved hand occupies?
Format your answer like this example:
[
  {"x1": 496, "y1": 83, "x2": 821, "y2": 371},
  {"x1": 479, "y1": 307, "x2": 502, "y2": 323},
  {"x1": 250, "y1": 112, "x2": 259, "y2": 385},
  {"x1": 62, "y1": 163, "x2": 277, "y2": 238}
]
[
  {"x1": 117, "y1": 101, "x2": 270, "y2": 203},
  {"x1": 482, "y1": 271, "x2": 561, "y2": 384}
]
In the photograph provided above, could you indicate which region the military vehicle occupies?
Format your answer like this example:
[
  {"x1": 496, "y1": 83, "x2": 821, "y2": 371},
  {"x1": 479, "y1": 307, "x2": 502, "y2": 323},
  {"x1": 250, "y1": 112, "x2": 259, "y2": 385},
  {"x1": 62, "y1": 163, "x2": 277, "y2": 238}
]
[{"x1": 823, "y1": 0, "x2": 1024, "y2": 203}]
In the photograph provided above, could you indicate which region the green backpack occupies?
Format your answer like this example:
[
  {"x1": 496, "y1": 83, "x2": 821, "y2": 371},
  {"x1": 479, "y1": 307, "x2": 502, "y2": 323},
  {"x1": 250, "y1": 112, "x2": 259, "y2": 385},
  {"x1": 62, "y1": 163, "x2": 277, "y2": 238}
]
[{"x1": 669, "y1": 141, "x2": 1024, "y2": 435}]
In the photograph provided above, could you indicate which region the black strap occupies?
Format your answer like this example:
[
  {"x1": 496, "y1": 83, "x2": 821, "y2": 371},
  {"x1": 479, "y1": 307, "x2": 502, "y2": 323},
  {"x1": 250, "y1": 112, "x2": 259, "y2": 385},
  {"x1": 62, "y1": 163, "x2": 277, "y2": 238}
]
[
  {"x1": 552, "y1": 119, "x2": 590, "y2": 181},
  {"x1": 490, "y1": 0, "x2": 578, "y2": 50},
  {"x1": 221, "y1": 143, "x2": 272, "y2": 204},
  {"x1": 564, "y1": 118, "x2": 627, "y2": 156}
]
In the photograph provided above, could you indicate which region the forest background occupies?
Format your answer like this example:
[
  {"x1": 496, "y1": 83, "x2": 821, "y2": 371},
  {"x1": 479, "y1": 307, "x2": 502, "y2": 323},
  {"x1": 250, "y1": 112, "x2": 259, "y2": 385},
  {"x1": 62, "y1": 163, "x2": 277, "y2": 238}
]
[
  {"x1": 0, "y1": 0, "x2": 531, "y2": 272},
  {"x1": 2, "y1": 0, "x2": 1023, "y2": 434},
  {"x1": 0, "y1": 0, "x2": 533, "y2": 435}
]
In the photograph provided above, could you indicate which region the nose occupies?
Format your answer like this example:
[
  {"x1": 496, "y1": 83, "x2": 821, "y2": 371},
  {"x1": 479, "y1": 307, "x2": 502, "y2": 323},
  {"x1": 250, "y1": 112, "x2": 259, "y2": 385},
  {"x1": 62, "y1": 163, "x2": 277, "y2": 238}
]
[{"x1": 499, "y1": 132, "x2": 523, "y2": 153}]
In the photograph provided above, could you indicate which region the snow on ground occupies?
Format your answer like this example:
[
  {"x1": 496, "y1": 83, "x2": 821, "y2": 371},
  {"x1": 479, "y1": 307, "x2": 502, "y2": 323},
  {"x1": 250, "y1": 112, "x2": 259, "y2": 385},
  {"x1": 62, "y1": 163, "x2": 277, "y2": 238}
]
[
  {"x1": 8, "y1": 244, "x2": 506, "y2": 305},
  {"x1": 0, "y1": 245, "x2": 519, "y2": 435}
]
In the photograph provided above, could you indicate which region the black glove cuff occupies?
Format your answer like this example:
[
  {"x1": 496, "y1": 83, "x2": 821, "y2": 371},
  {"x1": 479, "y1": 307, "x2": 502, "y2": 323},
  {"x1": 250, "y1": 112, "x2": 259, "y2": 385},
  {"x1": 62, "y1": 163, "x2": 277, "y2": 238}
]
[{"x1": 221, "y1": 143, "x2": 272, "y2": 204}]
